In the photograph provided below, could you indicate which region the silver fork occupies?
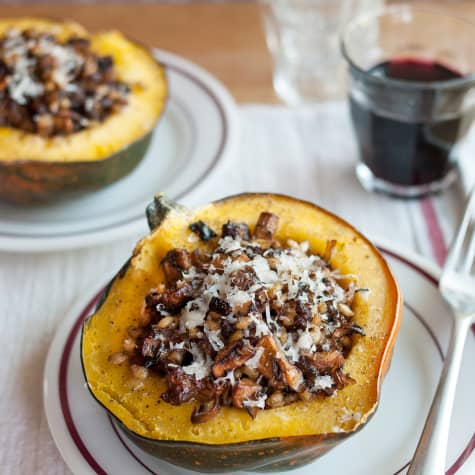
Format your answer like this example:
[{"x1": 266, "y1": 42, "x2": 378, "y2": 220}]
[{"x1": 408, "y1": 186, "x2": 475, "y2": 475}]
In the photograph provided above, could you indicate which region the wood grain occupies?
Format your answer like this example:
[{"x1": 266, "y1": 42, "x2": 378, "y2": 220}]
[
  {"x1": 0, "y1": 2, "x2": 473, "y2": 103},
  {"x1": 0, "y1": 2, "x2": 276, "y2": 103}
]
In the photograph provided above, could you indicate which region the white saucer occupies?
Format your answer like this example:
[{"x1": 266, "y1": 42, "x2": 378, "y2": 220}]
[
  {"x1": 0, "y1": 49, "x2": 239, "y2": 253},
  {"x1": 43, "y1": 244, "x2": 475, "y2": 475}
]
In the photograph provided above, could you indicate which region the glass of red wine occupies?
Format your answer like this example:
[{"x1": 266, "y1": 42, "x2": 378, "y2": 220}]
[{"x1": 341, "y1": 5, "x2": 475, "y2": 198}]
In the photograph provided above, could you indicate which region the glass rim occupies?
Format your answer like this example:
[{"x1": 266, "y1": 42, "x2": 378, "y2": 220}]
[{"x1": 340, "y1": 4, "x2": 475, "y2": 91}]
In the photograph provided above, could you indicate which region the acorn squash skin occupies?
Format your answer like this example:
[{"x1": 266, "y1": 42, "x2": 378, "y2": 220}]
[
  {"x1": 0, "y1": 131, "x2": 152, "y2": 203},
  {"x1": 81, "y1": 193, "x2": 402, "y2": 472},
  {"x1": 0, "y1": 18, "x2": 167, "y2": 204}
]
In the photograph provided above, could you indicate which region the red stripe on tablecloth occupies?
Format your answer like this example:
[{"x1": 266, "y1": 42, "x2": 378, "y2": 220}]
[
  {"x1": 420, "y1": 197, "x2": 448, "y2": 266},
  {"x1": 418, "y1": 199, "x2": 475, "y2": 335}
]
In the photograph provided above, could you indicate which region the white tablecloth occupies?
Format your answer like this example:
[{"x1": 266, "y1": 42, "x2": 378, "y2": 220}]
[{"x1": 0, "y1": 102, "x2": 472, "y2": 474}]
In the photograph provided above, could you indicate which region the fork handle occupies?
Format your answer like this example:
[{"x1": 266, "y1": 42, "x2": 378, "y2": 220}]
[{"x1": 407, "y1": 317, "x2": 471, "y2": 475}]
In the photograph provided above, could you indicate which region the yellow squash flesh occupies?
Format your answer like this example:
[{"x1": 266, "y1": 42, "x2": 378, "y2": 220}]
[
  {"x1": 0, "y1": 18, "x2": 167, "y2": 203},
  {"x1": 82, "y1": 193, "x2": 402, "y2": 473},
  {"x1": 0, "y1": 18, "x2": 166, "y2": 162}
]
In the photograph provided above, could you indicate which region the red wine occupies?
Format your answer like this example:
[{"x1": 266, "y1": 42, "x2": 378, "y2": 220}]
[{"x1": 350, "y1": 58, "x2": 474, "y2": 187}]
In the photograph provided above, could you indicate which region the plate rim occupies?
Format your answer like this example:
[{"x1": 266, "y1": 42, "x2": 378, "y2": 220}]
[
  {"x1": 0, "y1": 48, "x2": 240, "y2": 253},
  {"x1": 43, "y1": 241, "x2": 475, "y2": 475}
]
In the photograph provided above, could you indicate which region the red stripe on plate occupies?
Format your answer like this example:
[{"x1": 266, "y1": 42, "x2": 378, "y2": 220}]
[
  {"x1": 58, "y1": 250, "x2": 474, "y2": 475},
  {"x1": 58, "y1": 289, "x2": 107, "y2": 475},
  {"x1": 447, "y1": 434, "x2": 475, "y2": 475}
]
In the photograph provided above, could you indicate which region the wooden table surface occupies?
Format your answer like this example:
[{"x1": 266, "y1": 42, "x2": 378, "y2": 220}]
[{"x1": 0, "y1": 1, "x2": 473, "y2": 104}]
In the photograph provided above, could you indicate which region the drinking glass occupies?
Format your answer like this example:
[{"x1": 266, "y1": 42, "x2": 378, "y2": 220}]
[
  {"x1": 342, "y1": 5, "x2": 475, "y2": 198},
  {"x1": 259, "y1": 0, "x2": 384, "y2": 104}
]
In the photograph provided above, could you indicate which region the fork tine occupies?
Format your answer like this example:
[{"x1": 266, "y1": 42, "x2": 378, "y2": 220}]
[
  {"x1": 460, "y1": 188, "x2": 475, "y2": 274},
  {"x1": 446, "y1": 186, "x2": 475, "y2": 274},
  {"x1": 463, "y1": 220, "x2": 475, "y2": 275}
]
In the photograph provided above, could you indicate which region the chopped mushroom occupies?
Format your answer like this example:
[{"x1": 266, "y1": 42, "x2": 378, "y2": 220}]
[
  {"x1": 253, "y1": 212, "x2": 279, "y2": 240},
  {"x1": 232, "y1": 379, "x2": 263, "y2": 409},
  {"x1": 222, "y1": 221, "x2": 251, "y2": 241},
  {"x1": 158, "y1": 283, "x2": 193, "y2": 313},
  {"x1": 0, "y1": 29, "x2": 129, "y2": 136},
  {"x1": 119, "y1": 210, "x2": 364, "y2": 423},
  {"x1": 212, "y1": 341, "x2": 256, "y2": 377},
  {"x1": 161, "y1": 249, "x2": 191, "y2": 285},
  {"x1": 161, "y1": 368, "x2": 204, "y2": 405},
  {"x1": 304, "y1": 351, "x2": 344, "y2": 373},
  {"x1": 189, "y1": 221, "x2": 217, "y2": 241},
  {"x1": 191, "y1": 393, "x2": 221, "y2": 424},
  {"x1": 256, "y1": 335, "x2": 304, "y2": 392}
]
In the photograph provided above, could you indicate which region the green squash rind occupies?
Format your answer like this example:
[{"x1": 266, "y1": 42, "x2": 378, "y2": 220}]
[
  {"x1": 146, "y1": 192, "x2": 186, "y2": 230},
  {"x1": 116, "y1": 418, "x2": 357, "y2": 472},
  {"x1": 81, "y1": 193, "x2": 401, "y2": 473},
  {"x1": 0, "y1": 24, "x2": 168, "y2": 205},
  {"x1": 0, "y1": 127, "x2": 154, "y2": 205}
]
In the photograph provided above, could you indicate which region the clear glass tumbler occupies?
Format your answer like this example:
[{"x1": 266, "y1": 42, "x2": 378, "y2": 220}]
[
  {"x1": 342, "y1": 5, "x2": 475, "y2": 198},
  {"x1": 259, "y1": 0, "x2": 384, "y2": 104}
]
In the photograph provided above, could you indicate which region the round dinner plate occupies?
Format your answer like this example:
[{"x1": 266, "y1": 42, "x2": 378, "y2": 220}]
[
  {"x1": 0, "y1": 49, "x2": 239, "y2": 253},
  {"x1": 43, "y1": 244, "x2": 475, "y2": 475}
]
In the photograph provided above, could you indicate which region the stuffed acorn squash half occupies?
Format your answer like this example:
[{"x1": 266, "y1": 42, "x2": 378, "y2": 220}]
[
  {"x1": 0, "y1": 18, "x2": 167, "y2": 203},
  {"x1": 81, "y1": 193, "x2": 402, "y2": 472}
]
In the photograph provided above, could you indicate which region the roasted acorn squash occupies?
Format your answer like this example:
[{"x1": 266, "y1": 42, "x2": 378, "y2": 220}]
[
  {"x1": 81, "y1": 193, "x2": 402, "y2": 472},
  {"x1": 0, "y1": 18, "x2": 167, "y2": 204}
]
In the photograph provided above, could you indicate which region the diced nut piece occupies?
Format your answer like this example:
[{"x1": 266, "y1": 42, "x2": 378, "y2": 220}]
[
  {"x1": 266, "y1": 390, "x2": 285, "y2": 408},
  {"x1": 212, "y1": 341, "x2": 255, "y2": 377},
  {"x1": 157, "y1": 316, "x2": 177, "y2": 329},
  {"x1": 161, "y1": 249, "x2": 191, "y2": 285},
  {"x1": 284, "y1": 393, "x2": 299, "y2": 404},
  {"x1": 168, "y1": 350, "x2": 184, "y2": 364},
  {"x1": 254, "y1": 212, "x2": 279, "y2": 240},
  {"x1": 242, "y1": 365, "x2": 259, "y2": 380},
  {"x1": 278, "y1": 327, "x2": 288, "y2": 344},
  {"x1": 159, "y1": 283, "x2": 193, "y2": 313},
  {"x1": 130, "y1": 364, "x2": 149, "y2": 380},
  {"x1": 229, "y1": 267, "x2": 258, "y2": 291},
  {"x1": 267, "y1": 256, "x2": 279, "y2": 270},
  {"x1": 235, "y1": 316, "x2": 251, "y2": 330},
  {"x1": 229, "y1": 330, "x2": 244, "y2": 343},
  {"x1": 233, "y1": 300, "x2": 252, "y2": 317},
  {"x1": 122, "y1": 338, "x2": 136, "y2": 353},
  {"x1": 318, "y1": 302, "x2": 328, "y2": 314},
  {"x1": 232, "y1": 379, "x2": 263, "y2": 409},
  {"x1": 298, "y1": 389, "x2": 315, "y2": 402},
  {"x1": 206, "y1": 318, "x2": 221, "y2": 331},
  {"x1": 191, "y1": 249, "x2": 211, "y2": 269},
  {"x1": 108, "y1": 352, "x2": 128, "y2": 365},
  {"x1": 338, "y1": 302, "x2": 354, "y2": 317},
  {"x1": 278, "y1": 301, "x2": 296, "y2": 327}
]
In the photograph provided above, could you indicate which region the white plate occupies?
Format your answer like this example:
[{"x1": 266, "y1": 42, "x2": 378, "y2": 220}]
[
  {"x1": 0, "y1": 49, "x2": 239, "y2": 253},
  {"x1": 43, "y1": 244, "x2": 475, "y2": 475}
]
